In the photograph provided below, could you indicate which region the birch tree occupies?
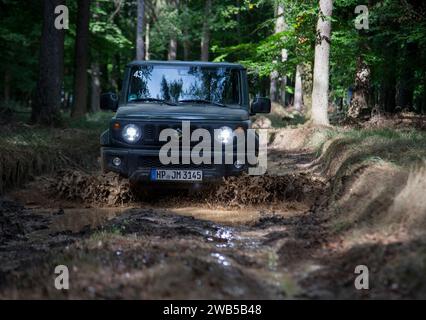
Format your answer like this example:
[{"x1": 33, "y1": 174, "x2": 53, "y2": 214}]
[
  {"x1": 294, "y1": 65, "x2": 303, "y2": 111},
  {"x1": 201, "y1": 0, "x2": 212, "y2": 61},
  {"x1": 270, "y1": 2, "x2": 287, "y2": 104},
  {"x1": 167, "y1": 0, "x2": 179, "y2": 60},
  {"x1": 311, "y1": 0, "x2": 333, "y2": 125},
  {"x1": 145, "y1": 22, "x2": 150, "y2": 60},
  {"x1": 136, "y1": 0, "x2": 145, "y2": 60}
]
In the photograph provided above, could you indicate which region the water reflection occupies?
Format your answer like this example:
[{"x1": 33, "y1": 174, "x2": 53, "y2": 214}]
[
  {"x1": 50, "y1": 208, "x2": 128, "y2": 233},
  {"x1": 211, "y1": 252, "x2": 231, "y2": 267}
]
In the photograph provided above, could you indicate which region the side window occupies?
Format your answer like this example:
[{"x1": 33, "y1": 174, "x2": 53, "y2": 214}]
[
  {"x1": 223, "y1": 70, "x2": 240, "y2": 105},
  {"x1": 127, "y1": 66, "x2": 154, "y2": 102}
]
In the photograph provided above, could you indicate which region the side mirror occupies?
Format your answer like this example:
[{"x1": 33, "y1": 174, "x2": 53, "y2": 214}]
[
  {"x1": 251, "y1": 97, "x2": 271, "y2": 115},
  {"x1": 100, "y1": 92, "x2": 119, "y2": 111}
]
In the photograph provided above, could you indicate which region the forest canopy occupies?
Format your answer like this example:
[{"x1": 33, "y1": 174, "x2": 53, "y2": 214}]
[{"x1": 0, "y1": 0, "x2": 425, "y2": 125}]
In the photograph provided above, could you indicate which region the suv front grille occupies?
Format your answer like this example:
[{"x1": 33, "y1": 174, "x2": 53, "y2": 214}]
[
  {"x1": 111, "y1": 121, "x2": 248, "y2": 148},
  {"x1": 139, "y1": 123, "x2": 217, "y2": 146},
  {"x1": 138, "y1": 156, "x2": 215, "y2": 170},
  {"x1": 143, "y1": 124, "x2": 155, "y2": 141}
]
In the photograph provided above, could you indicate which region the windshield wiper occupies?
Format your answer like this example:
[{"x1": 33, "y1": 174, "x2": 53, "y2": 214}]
[
  {"x1": 178, "y1": 99, "x2": 228, "y2": 108},
  {"x1": 129, "y1": 98, "x2": 177, "y2": 106}
]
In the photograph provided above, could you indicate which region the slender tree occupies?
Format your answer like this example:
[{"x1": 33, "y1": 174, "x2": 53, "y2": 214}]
[
  {"x1": 168, "y1": 37, "x2": 177, "y2": 60},
  {"x1": 277, "y1": 4, "x2": 287, "y2": 105},
  {"x1": 90, "y1": 62, "x2": 101, "y2": 112},
  {"x1": 294, "y1": 65, "x2": 303, "y2": 111},
  {"x1": 270, "y1": 70, "x2": 279, "y2": 102},
  {"x1": 183, "y1": 26, "x2": 190, "y2": 60},
  {"x1": 201, "y1": 0, "x2": 211, "y2": 61},
  {"x1": 380, "y1": 46, "x2": 397, "y2": 113},
  {"x1": 270, "y1": 2, "x2": 286, "y2": 104},
  {"x1": 90, "y1": 1, "x2": 101, "y2": 113},
  {"x1": 136, "y1": 0, "x2": 145, "y2": 60},
  {"x1": 182, "y1": 2, "x2": 191, "y2": 61},
  {"x1": 167, "y1": 0, "x2": 179, "y2": 60},
  {"x1": 31, "y1": 0, "x2": 65, "y2": 125},
  {"x1": 145, "y1": 21, "x2": 150, "y2": 60},
  {"x1": 311, "y1": 0, "x2": 333, "y2": 125},
  {"x1": 397, "y1": 43, "x2": 416, "y2": 110},
  {"x1": 71, "y1": 0, "x2": 91, "y2": 118},
  {"x1": 348, "y1": 56, "x2": 370, "y2": 118}
]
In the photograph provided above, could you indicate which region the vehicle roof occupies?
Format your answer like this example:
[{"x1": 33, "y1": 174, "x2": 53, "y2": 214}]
[{"x1": 127, "y1": 60, "x2": 245, "y2": 69}]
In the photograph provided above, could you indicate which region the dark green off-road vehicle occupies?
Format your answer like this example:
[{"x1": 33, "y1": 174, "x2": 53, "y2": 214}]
[{"x1": 100, "y1": 60, "x2": 270, "y2": 184}]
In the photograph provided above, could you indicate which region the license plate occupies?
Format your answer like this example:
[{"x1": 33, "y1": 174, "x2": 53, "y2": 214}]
[{"x1": 150, "y1": 169, "x2": 203, "y2": 181}]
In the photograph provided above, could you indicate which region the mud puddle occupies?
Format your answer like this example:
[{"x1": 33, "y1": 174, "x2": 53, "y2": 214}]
[
  {"x1": 36, "y1": 207, "x2": 129, "y2": 233},
  {"x1": 73, "y1": 209, "x2": 304, "y2": 299},
  {"x1": 0, "y1": 151, "x2": 329, "y2": 299},
  {"x1": 0, "y1": 201, "x2": 310, "y2": 299}
]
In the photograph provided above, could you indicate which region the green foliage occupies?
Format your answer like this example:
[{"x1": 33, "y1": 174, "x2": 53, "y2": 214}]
[
  {"x1": 0, "y1": 0, "x2": 42, "y2": 95},
  {"x1": 1, "y1": 0, "x2": 425, "y2": 113}
]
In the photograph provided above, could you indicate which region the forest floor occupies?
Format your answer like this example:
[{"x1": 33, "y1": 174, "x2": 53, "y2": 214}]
[{"x1": 1, "y1": 109, "x2": 426, "y2": 299}]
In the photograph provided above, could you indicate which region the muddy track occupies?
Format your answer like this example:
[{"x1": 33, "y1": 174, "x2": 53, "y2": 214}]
[{"x1": 0, "y1": 151, "x2": 348, "y2": 299}]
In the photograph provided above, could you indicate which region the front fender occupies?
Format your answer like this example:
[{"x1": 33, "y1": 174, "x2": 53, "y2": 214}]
[{"x1": 100, "y1": 130, "x2": 111, "y2": 147}]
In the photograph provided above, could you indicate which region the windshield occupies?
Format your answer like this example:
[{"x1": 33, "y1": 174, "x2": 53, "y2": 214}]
[{"x1": 127, "y1": 65, "x2": 241, "y2": 106}]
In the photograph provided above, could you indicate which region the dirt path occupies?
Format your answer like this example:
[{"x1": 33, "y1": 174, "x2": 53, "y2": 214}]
[{"x1": 0, "y1": 150, "x2": 358, "y2": 299}]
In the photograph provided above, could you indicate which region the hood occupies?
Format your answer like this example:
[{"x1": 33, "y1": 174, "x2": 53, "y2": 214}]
[{"x1": 115, "y1": 103, "x2": 250, "y2": 121}]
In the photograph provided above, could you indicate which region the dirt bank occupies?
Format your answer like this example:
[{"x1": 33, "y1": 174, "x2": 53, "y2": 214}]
[{"x1": 0, "y1": 118, "x2": 107, "y2": 194}]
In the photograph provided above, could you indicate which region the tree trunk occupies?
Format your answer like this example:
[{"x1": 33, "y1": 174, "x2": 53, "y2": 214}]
[
  {"x1": 183, "y1": 27, "x2": 190, "y2": 61},
  {"x1": 311, "y1": 0, "x2": 333, "y2": 126},
  {"x1": 3, "y1": 70, "x2": 11, "y2": 102},
  {"x1": 397, "y1": 43, "x2": 416, "y2": 110},
  {"x1": 302, "y1": 64, "x2": 313, "y2": 118},
  {"x1": 136, "y1": 0, "x2": 145, "y2": 60},
  {"x1": 201, "y1": 0, "x2": 211, "y2": 61},
  {"x1": 277, "y1": 5, "x2": 287, "y2": 105},
  {"x1": 101, "y1": 63, "x2": 109, "y2": 90},
  {"x1": 348, "y1": 56, "x2": 371, "y2": 119},
  {"x1": 382, "y1": 80, "x2": 397, "y2": 113},
  {"x1": 279, "y1": 58, "x2": 288, "y2": 106},
  {"x1": 111, "y1": 53, "x2": 121, "y2": 91},
  {"x1": 270, "y1": 71, "x2": 279, "y2": 102},
  {"x1": 236, "y1": 0, "x2": 241, "y2": 39},
  {"x1": 280, "y1": 73, "x2": 287, "y2": 106},
  {"x1": 145, "y1": 22, "x2": 150, "y2": 60},
  {"x1": 167, "y1": 0, "x2": 179, "y2": 61},
  {"x1": 168, "y1": 37, "x2": 177, "y2": 60},
  {"x1": 269, "y1": 3, "x2": 286, "y2": 103},
  {"x1": 294, "y1": 65, "x2": 303, "y2": 111},
  {"x1": 31, "y1": 0, "x2": 65, "y2": 125},
  {"x1": 379, "y1": 46, "x2": 397, "y2": 113},
  {"x1": 90, "y1": 62, "x2": 101, "y2": 113},
  {"x1": 71, "y1": 0, "x2": 91, "y2": 119}
]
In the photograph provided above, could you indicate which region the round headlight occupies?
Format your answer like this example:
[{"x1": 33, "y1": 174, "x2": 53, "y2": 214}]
[
  {"x1": 122, "y1": 124, "x2": 141, "y2": 143},
  {"x1": 215, "y1": 126, "x2": 233, "y2": 145}
]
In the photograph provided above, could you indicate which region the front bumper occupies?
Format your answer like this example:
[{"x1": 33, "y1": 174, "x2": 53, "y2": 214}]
[{"x1": 101, "y1": 147, "x2": 248, "y2": 183}]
